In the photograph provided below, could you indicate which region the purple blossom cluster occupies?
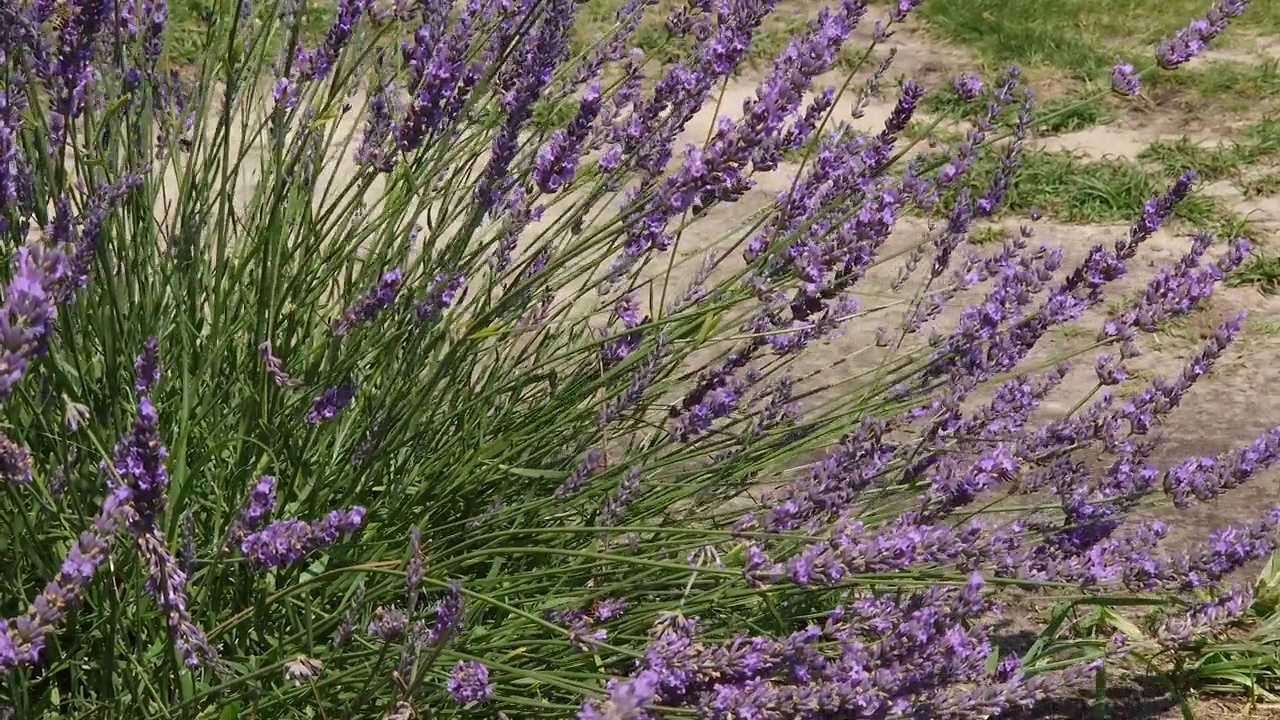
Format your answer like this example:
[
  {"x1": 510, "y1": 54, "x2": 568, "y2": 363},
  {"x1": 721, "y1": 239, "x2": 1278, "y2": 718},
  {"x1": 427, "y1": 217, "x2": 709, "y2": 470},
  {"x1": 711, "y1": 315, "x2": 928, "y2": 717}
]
[
  {"x1": 222, "y1": 475, "x2": 278, "y2": 552},
  {"x1": 333, "y1": 267, "x2": 403, "y2": 336},
  {"x1": 0, "y1": 240, "x2": 72, "y2": 400},
  {"x1": 0, "y1": 432, "x2": 33, "y2": 486},
  {"x1": 239, "y1": 507, "x2": 366, "y2": 569},
  {"x1": 134, "y1": 336, "x2": 160, "y2": 391},
  {"x1": 306, "y1": 383, "x2": 357, "y2": 425},
  {"x1": 447, "y1": 660, "x2": 493, "y2": 704},
  {"x1": 577, "y1": 577, "x2": 1097, "y2": 719},
  {"x1": 96, "y1": 345, "x2": 223, "y2": 669},
  {"x1": 416, "y1": 271, "x2": 466, "y2": 323},
  {"x1": 259, "y1": 341, "x2": 303, "y2": 387},
  {"x1": 1156, "y1": 0, "x2": 1248, "y2": 69},
  {"x1": 550, "y1": 598, "x2": 628, "y2": 652},
  {"x1": 0, "y1": 484, "x2": 127, "y2": 673}
]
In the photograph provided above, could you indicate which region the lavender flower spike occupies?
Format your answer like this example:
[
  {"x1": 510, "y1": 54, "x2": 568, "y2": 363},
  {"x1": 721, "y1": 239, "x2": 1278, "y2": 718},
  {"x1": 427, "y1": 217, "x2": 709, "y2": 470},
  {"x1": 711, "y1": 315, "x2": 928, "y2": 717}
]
[
  {"x1": 0, "y1": 432, "x2": 33, "y2": 486},
  {"x1": 368, "y1": 606, "x2": 409, "y2": 643},
  {"x1": 427, "y1": 583, "x2": 464, "y2": 646},
  {"x1": 0, "y1": 241, "x2": 72, "y2": 400},
  {"x1": 136, "y1": 532, "x2": 220, "y2": 668},
  {"x1": 416, "y1": 272, "x2": 466, "y2": 322},
  {"x1": 259, "y1": 341, "x2": 303, "y2": 387},
  {"x1": 0, "y1": 486, "x2": 128, "y2": 673},
  {"x1": 108, "y1": 397, "x2": 170, "y2": 534},
  {"x1": 1111, "y1": 62, "x2": 1141, "y2": 96},
  {"x1": 952, "y1": 72, "x2": 983, "y2": 101},
  {"x1": 221, "y1": 475, "x2": 278, "y2": 552},
  {"x1": 333, "y1": 267, "x2": 403, "y2": 336},
  {"x1": 134, "y1": 337, "x2": 160, "y2": 392},
  {"x1": 1156, "y1": 0, "x2": 1249, "y2": 69},
  {"x1": 306, "y1": 384, "x2": 357, "y2": 425},
  {"x1": 447, "y1": 660, "x2": 493, "y2": 704},
  {"x1": 240, "y1": 507, "x2": 366, "y2": 569}
]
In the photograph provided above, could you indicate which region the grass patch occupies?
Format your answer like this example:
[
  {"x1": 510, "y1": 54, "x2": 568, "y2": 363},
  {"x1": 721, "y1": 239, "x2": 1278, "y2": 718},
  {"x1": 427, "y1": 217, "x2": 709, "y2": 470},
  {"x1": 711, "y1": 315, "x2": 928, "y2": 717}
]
[
  {"x1": 937, "y1": 148, "x2": 1239, "y2": 229},
  {"x1": 1137, "y1": 117, "x2": 1280, "y2": 185},
  {"x1": 1144, "y1": 59, "x2": 1280, "y2": 112},
  {"x1": 968, "y1": 225, "x2": 1007, "y2": 245},
  {"x1": 1138, "y1": 139, "x2": 1255, "y2": 182},
  {"x1": 923, "y1": 85, "x2": 1113, "y2": 134},
  {"x1": 167, "y1": 0, "x2": 337, "y2": 64},
  {"x1": 917, "y1": 0, "x2": 1280, "y2": 81},
  {"x1": 1033, "y1": 93, "x2": 1114, "y2": 134},
  {"x1": 1228, "y1": 253, "x2": 1280, "y2": 294}
]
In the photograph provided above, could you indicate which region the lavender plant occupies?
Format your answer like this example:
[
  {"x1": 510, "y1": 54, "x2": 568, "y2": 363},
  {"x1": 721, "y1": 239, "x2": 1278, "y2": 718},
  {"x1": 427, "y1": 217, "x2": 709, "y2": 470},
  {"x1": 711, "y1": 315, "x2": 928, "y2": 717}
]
[{"x1": 0, "y1": 0, "x2": 1271, "y2": 716}]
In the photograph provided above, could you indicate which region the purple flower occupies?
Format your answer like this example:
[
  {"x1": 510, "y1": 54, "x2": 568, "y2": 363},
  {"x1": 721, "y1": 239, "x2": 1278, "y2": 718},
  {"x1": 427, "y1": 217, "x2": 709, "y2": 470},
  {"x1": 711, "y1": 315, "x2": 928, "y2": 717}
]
[
  {"x1": 535, "y1": 82, "x2": 604, "y2": 194},
  {"x1": 555, "y1": 449, "x2": 605, "y2": 500},
  {"x1": 890, "y1": 0, "x2": 925, "y2": 21},
  {"x1": 296, "y1": 0, "x2": 374, "y2": 80},
  {"x1": 1094, "y1": 355, "x2": 1127, "y2": 386},
  {"x1": 354, "y1": 74, "x2": 397, "y2": 170},
  {"x1": 599, "y1": 467, "x2": 642, "y2": 527},
  {"x1": 416, "y1": 272, "x2": 466, "y2": 322},
  {"x1": 0, "y1": 241, "x2": 71, "y2": 400},
  {"x1": 599, "y1": 294, "x2": 647, "y2": 366},
  {"x1": 0, "y1": 433, "x2": 32, "y2": 486},
  {"x1": 222, "y1": 475, "x2": 277, "y2": 552},
  {"x1": 271, "y1": 77, "x2": 297, "y2": 111},
  {"x1": 48, "y1": 0, "x2": 112, "y2": 149},
  {"x1": 1156, "y1": 0, "x2": 1249, "y2": 69},
  {"x1": 138, "y1": 0, "x2": 168, "y2": 70},
  {"x1": 239, "y1": 507, "x2": 365, "y2": 569},
  {"x1": 0, "y1": 91, "x2": 28, "y2": 216},
  {"x1": 333, "y1": 267, "x2": 402, "y2": 336},
  {"x1": 1153, "y1": 585, "x2": 1252, "y2": 648},
  {"x1": 476, "y1": 0, "x2": 580, "y2": 211},
  {"x1": 106, "y1": 398, "x2": 170, "y2": 534},
  {"x1": 952, "y1": 72, "x2": 984, "y2": 101},
  {"x1": 1111, "y1": 62, "x2": 1141, "y2": 95},
  {"x1": 332, "y1": 580, "x2": 366, "y2": 649},
  {"x1": 101, "y1": 395, "x2": 220, "y2": 667},
  {"x1": 136, "y1": 532, "x2": 219, "y2": 668},
  {"x1": 66, "y1": 173, "x2": 146, "y2": 293},
  {"x1": 427, "y1": 583, "x2": 464, "y2": 646},
  {"x1": 134, "y1": 337, "x2": 160, "y2": 392},
  {"x1": 615, "y1": 293, "x2": 643, "y2": 328},
  {"x1": 0, "y1": 482, "x2": 127, "y2": 673},
  {"x1": 447, "y1": 660, "x2": 493, "y2": 704},
  {"x1": 1164, "y1": 425, "x2": 1280, "y2": 507},
  {"x1": 368, "y1": 606, "x2": 409, "y2": 643},
  {"x1": 395, "y1": 0, "x2": 500, "y2": 152},
  {"x1": 306, "y1": 384, "x2": 356, "y2": 425},
  {"x1": 259, "y1": 341, "x2": 303, "y2": 387}
]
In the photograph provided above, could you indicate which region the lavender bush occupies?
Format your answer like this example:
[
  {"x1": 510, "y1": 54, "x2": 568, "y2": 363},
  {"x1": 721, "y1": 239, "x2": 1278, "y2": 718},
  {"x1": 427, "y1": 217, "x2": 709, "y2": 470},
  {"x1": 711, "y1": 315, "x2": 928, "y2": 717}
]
[{"x1": 0, "y1": 0, "x2": 1271, "y2": 716}]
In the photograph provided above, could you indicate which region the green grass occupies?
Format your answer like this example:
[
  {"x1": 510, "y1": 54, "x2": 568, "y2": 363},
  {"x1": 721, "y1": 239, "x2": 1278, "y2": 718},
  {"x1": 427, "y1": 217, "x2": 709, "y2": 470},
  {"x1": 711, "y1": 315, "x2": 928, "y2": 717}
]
[
  {"x1": 917, "y1": 0, "x2": 1280, "y2": 80},
  {"x1": 968, "y1": 225, "x2": 1007, "y2": 244},
  {"x1": 923, "y1": 87, "x2": 1114, "y2": 133},
  {"x1": 168, "y1": 0, "x2": 336, "y2": 64},
  {"x1": 1228, "y1": 253, "x2": 1280, "y2": 294},
  {"x1": 1143, "y1": 58, "x2": 1280, "y2": 112},
  {"x1": 935, "y1": 147, "x2": 1244, "y2": 231}
]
